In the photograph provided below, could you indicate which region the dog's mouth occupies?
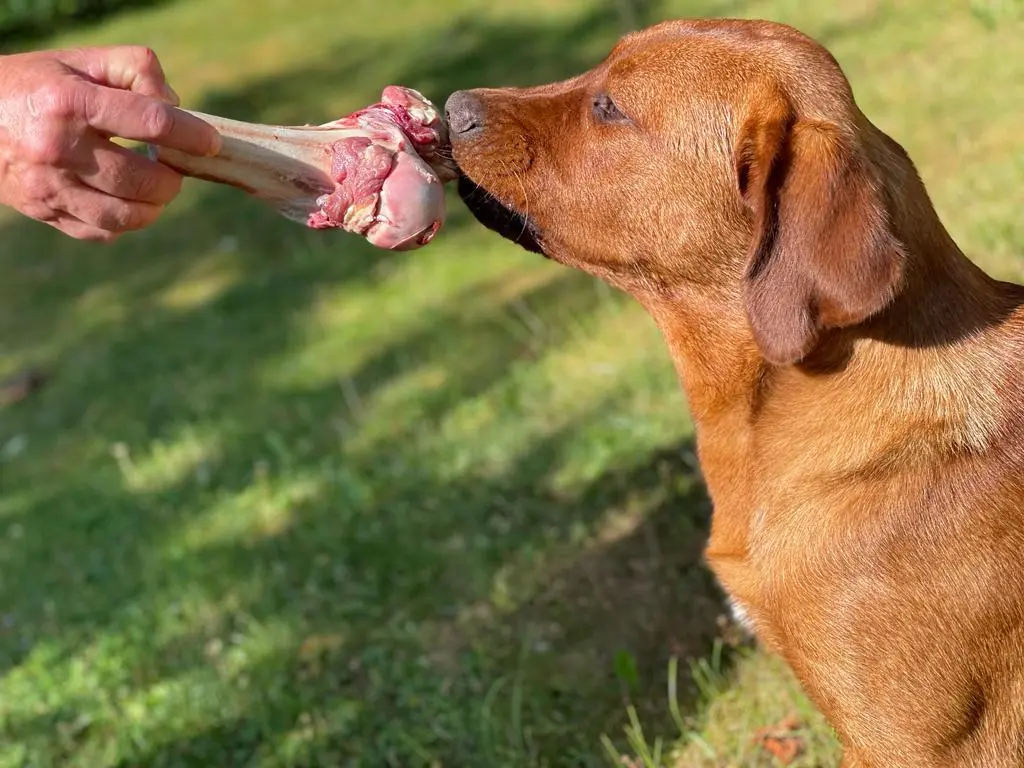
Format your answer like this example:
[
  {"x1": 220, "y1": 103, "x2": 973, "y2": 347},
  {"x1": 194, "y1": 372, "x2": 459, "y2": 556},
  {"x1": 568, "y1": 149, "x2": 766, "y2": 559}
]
[{"x1": 455, "y1": 174, "x2": 545, "y2": 256}]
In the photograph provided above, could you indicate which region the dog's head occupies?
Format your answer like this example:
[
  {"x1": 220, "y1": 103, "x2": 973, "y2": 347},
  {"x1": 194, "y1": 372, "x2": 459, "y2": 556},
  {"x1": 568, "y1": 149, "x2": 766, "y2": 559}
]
[{"x1": 447, "y1": 19, "x2": 907, "y2": 366}]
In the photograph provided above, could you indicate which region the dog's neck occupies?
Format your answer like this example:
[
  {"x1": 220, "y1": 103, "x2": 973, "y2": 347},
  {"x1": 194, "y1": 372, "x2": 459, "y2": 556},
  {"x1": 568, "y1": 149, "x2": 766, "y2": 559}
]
[{"x1": 635, "y1": 178, "x2": 1021, "y2": 560}]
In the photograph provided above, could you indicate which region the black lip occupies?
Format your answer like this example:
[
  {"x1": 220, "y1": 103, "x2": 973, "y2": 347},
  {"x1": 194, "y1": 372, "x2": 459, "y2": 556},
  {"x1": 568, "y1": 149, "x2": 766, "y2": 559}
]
[{"x1": 456, "y1": 175, "x2": 545, "y2": 256}]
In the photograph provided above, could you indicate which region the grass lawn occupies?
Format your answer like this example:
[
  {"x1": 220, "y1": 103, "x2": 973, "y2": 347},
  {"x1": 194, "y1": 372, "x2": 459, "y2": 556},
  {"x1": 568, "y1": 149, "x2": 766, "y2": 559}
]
[{"x1": 1, "y1": 0, "x2": 1022, "y2": 765}]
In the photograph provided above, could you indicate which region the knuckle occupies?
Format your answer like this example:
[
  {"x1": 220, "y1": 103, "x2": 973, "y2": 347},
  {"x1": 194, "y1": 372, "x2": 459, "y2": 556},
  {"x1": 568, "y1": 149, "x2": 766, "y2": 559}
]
[
  {"x1": 21, "y1": 167, "x2": 56, "y2": 200},
  {"x1": 92, "y1": 201, "x2": 127, "y2": 232},
  {"x1": 63, "y1": 221, "x2": 108, "y2": 242},
  {"x1": 31, "y1": 82, "x2": 77, "y2": 121},
  {"x1": 83, "y1": 227, "x2": 119, "y2": 243},
  {"x1": 21, "y1": 201, "x2": 56, "y2": 223},
  {"x1": 140, "y1": 102, "x2": 175, "y2": 139},
  {"x1": 94, "y1": 230, "x2": 120, "y2": 243},
  {"x1": 103, "y1": 201, "x2": 159, "y2": 232},
  {"x1": 127, "y1": 45, "x2": 160, "y2": 71},
  {"x1": 116, "y1": 203, "x2": 137, "y2": 230},
  {"x1": 122, "y1": 166, "x2": 153, "y2": 201},
  {"x1": 23, "y1": 130, "x2": 65, "y2": 166},
  {"x1": 120, "y1": 172, "x2": 148, "y2": 202},
  {"x1": 118, "y1": 165, "x2": 179, "y2": 205},
  {"x1": 104, "y1": 162, "x2": 137, "y2": 199}
]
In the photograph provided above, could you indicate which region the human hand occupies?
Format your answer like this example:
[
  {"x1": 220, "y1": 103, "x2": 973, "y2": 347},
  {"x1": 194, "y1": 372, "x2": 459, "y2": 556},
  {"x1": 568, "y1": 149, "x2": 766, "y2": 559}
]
[{"x1": 0, "y1": 46, "x2": 221, "y2": 241}]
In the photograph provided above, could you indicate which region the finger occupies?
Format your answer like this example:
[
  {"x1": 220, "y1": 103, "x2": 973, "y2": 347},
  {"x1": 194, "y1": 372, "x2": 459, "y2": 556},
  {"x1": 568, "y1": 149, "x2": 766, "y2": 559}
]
[
  {"x1": 62, "y1": 45, "x2": 179, "y2": 105},
  {"x1": 73, "y1": 136, "x2": 183, "y2": 205},
  {"x1": 81, "y1": 86, "x2": 220, "y2": 157},
  {"x1": 57, "y1": 183, "x2": 164, "y2": 233},
  {"x1": 47, "y1": 213, "x2": 119, "y2": 242}
]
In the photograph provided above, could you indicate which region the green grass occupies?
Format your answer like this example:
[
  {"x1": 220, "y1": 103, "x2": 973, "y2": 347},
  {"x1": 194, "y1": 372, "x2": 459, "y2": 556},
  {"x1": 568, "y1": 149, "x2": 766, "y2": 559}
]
[{"x1": 1, "y1": 0, "x2": 1022, "y2": 766}]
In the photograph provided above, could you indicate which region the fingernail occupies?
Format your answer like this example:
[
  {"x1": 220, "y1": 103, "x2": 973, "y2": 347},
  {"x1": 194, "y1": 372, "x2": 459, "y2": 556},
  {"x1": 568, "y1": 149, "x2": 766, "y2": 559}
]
[{"x1": 207, "y1": 134, "x2": 223, "y2": 157}]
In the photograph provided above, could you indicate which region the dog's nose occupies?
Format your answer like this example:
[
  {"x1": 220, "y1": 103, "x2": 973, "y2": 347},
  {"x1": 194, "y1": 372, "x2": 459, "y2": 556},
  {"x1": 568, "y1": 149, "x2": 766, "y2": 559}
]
[{"x1": 445, "y1": 91, "x2": 485, "y2": 138}]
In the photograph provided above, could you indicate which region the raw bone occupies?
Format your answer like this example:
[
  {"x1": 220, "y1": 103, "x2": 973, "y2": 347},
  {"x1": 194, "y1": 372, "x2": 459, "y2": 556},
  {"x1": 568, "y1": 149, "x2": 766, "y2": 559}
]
[{"x1": 151, "y1": 86, "x2": 458, "y2": 251}]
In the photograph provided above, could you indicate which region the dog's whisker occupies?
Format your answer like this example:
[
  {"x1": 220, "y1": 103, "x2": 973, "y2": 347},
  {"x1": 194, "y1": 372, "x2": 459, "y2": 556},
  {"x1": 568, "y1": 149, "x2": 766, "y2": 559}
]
[{"x1": 490, "y1": 157, "x2": 532, "y2": 243}]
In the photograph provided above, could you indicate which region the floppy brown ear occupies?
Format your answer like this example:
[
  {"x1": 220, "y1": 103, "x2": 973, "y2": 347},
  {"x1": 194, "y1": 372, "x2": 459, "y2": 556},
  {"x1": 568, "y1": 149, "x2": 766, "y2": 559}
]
[{"x1": 735, "y1": 101, "x2": 906, "y2": 366}]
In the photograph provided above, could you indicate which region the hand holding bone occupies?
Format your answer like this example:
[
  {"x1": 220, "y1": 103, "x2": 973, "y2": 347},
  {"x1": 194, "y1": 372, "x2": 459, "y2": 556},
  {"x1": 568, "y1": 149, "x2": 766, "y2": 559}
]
[{"x1": 0, "y1": 46, "x2": 221, "y2": 241}]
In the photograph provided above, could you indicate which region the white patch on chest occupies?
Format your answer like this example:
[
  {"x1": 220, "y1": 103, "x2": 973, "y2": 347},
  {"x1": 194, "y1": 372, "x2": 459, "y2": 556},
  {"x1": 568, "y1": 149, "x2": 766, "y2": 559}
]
[
  {"x1": 723, "y1": 507, "x2": 767, "y2": 637},
  {"x1": 728, "y1": 596, "x2": 756, "y2": 635}
]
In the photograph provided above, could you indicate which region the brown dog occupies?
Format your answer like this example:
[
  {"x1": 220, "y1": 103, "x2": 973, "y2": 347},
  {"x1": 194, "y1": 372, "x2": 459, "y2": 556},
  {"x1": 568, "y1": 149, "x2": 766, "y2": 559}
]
[{"x1": 445, "y1": 18, "x2": 1024, "y2": 768}]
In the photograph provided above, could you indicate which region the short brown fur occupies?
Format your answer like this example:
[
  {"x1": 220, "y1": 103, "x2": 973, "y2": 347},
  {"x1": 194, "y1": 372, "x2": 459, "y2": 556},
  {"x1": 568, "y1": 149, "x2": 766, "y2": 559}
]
[{"x1": 448, "y1": 18, "x2": 1024, "y2": 767}]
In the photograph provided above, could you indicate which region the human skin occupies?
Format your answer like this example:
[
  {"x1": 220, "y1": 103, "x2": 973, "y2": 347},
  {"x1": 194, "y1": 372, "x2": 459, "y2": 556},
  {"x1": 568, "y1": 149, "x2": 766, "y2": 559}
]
[{"x1": 0, "y1": 45, "x2": 221, "y2": 241}]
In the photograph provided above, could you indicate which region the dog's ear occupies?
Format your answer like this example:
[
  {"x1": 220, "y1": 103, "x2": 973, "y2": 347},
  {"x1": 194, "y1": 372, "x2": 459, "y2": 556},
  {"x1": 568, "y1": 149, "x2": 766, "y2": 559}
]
[{"x1": 734, "y1": 99, "x2": 906, "y2": 366}]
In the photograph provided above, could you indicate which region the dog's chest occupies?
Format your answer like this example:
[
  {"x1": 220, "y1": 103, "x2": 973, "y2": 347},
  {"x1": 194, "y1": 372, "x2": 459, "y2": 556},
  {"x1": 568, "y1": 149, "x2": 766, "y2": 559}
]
[{"x1": 705, "y1": 506, "x2": 796, "y2": 648}]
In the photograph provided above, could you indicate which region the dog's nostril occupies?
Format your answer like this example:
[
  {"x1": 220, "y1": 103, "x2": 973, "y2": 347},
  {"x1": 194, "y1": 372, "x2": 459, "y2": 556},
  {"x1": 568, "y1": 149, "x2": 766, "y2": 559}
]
[{"x1": 445, "y1": 90, "x2": 486, "y2": 137}]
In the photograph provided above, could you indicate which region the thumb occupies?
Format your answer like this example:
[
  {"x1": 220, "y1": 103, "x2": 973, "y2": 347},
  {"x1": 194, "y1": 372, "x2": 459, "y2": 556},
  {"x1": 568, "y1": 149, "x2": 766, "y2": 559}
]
[{"x1": 64, "y1": 45, "x2": 181, "y2": 105}]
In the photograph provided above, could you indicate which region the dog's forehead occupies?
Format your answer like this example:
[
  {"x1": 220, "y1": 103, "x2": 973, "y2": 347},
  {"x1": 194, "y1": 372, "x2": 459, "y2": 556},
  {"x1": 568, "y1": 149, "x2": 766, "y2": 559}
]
[
  {"x1": 599, "y1": 29, "x2": 762, "y2": 124},
  {"x1": 605, "y1": 25, "x2": 761, "y2": 89},
  {"x1": 602, "y1": 20, "x2": 854, "y2": 124}
]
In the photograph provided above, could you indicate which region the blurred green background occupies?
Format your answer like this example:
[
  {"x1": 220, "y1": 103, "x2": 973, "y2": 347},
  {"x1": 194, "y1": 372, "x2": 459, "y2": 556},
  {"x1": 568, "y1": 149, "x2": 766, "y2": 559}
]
[
  {"x1": 0, "y1": 0, "x2": 1022, "y2": 766},
  {"x1": 0, "y1": 0, "x2": 154, "y2": 41}
]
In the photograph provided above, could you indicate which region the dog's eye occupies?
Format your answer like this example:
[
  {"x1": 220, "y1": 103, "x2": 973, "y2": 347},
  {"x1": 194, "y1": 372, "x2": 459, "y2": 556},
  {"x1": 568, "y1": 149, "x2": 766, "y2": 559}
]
[{"x1": 592, "y1": 93, "x2": 631, "y2": 125}]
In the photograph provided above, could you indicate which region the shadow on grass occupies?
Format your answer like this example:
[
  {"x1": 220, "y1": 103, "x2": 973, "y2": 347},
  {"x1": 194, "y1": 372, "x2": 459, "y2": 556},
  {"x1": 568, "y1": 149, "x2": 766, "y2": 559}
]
[
  {"x1": 98, "y1": 435, "x2": 726, "y2": 767},
  {"x1": 2, "y1": 265, "x2": 733, "y2": 764},
  {"x1": 0, "y1": 1, "x2": 764, "y2": 765}
]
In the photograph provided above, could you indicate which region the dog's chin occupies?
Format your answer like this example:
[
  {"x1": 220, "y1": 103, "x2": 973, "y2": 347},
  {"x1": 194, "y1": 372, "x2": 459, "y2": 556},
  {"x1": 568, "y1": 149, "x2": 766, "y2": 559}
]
[{"x1": 456, "y1": 175, "x2": 546, "y2": 256}]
